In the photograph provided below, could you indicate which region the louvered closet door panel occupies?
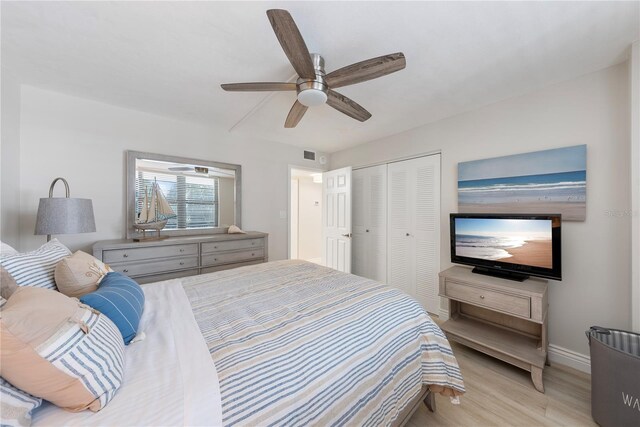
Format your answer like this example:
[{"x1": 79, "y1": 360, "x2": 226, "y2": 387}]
[
  {"x1": 352, "y1": 169, "x2": 367, "y2": 277},
  {"x1": 387, "y1": 162, "x2": 414, "y2": 295},
  {"x1": 368, "y1": 165, "x2": 387, "y2": 283},
  {"x1": 412, "y1": 155, "x2": 441, "y2": 314}
]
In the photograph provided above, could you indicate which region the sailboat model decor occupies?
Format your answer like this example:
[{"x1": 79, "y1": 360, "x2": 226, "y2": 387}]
[{"x1": 133, "y1": 181, "x2": 176, "y2": 241}]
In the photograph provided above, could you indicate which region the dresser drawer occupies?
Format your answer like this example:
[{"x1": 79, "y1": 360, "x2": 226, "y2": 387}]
[
  {"x1": 201, "y1": 238, "x2": 264, "y2": 254},
  {"x1": 136, "y1": 269, "x2": 199, "y2": 285},
  {"x1": 445, "y1": 281, "x2": 531, "y2": 318},
  {"x1": 103, "y1": 244, "x2": 198, "y2": 264},
  {"x1": 111, "y1": 256, "x2": 199, "y2": 277},
  {"x1": 202, "y1": 248, "x2": 265, "y2": 266}
]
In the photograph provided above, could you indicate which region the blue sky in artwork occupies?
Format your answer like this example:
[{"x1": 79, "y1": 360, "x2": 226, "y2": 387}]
[
  {"x1": 458, "y1": 145, "x2": 586, "y2": 181},
  {"x1": 455, "y1": 218, "x2": 551, "y2": 235}
]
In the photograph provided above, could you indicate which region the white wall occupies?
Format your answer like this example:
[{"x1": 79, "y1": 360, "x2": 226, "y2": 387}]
[
  {"x1": 1, "y1": 72, "x2": 21, "y2": 248},
  {"x1": 297, "y1": 177, "x2": 322, "y2": 261},
  {"x1": 15, "y1": 85, "x2": 328, "y2": 260},
  {"x1": 331, "y1": 63, "x2": 631, "y2": 358}
]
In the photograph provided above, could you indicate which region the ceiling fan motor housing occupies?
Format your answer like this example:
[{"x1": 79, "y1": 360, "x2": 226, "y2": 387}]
[{"x1": 297, "y1": 53, "x2": 327, "y2": 107}]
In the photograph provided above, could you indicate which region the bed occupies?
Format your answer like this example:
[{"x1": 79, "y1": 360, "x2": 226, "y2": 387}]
[{"x1": 31, "y1": 260, "x2": 464, "y2": 426}]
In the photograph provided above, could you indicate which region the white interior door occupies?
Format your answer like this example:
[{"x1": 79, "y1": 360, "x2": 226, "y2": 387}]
[
  {"x1": 322, "y1": 167, "x2": 352, "y2": 272},
  {"x1": 290, "y1": 178, "x2": 299, "y2": 259}
]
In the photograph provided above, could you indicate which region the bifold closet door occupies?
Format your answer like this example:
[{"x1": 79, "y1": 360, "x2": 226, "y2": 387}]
[
  {"x1": 352, "y1": 165, "x2": 387, "y2": 282},
  {"x1": 387, "y1": 154, "x2": 440, "y2": 314}
]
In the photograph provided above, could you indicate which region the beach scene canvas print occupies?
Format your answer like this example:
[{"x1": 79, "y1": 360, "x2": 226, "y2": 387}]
[
  {"x1": 455, "y1": 218, "x2": 553, "y2": 268},
  {"x1": 458, "y1": 145, "x2": 586, "y2": 221}
]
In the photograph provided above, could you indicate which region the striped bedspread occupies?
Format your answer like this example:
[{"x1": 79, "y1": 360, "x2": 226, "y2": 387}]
[{"x1": 182, "y1": 260, "x2": 464, "y2": 427}]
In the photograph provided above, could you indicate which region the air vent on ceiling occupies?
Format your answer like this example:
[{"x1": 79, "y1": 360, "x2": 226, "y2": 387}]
[{"x1": 304, "y1": 150, "x2": 316, "y2": 161}]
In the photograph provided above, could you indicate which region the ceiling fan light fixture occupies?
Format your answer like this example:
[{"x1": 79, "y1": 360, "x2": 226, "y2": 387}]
[{"x1": 297, "y1": 88, "x2": 327, "y2": 107}]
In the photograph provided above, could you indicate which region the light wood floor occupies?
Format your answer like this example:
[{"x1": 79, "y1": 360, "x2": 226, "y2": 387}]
[{"x1": 408, "y1": 341, "x2": 596, "y2": 426}]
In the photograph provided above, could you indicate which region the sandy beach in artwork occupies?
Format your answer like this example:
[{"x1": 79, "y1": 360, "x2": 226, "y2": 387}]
[
  {"x1": 501, "y1": 239, "x2": 553, "y2": 269},
  {"x1": 459, "y1": 202, "x2": 585, "y2": 221}
]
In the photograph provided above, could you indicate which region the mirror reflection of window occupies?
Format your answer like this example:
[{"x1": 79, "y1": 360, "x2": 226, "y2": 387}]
[{"x1": 135, "y1": 159, "x2": 236, "y2": 230}]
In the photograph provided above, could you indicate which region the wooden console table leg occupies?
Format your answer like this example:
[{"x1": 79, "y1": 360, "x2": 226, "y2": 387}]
[
  {"x1": 531, "y1": 367, "x2": 545, "y2": 393},
  {"x1": 424, "y1": 390, "x2": 437, "y2": 412}
]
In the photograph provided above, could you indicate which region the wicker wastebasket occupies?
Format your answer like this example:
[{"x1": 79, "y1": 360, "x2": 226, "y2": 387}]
[{"x1": 586, "y1": 326, "x2": 640, "y2": 427}]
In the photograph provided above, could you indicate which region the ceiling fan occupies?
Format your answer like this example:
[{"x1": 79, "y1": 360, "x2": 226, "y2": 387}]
[{"x1": 221, "y1": 9, "x2": 406, "y2": 128}]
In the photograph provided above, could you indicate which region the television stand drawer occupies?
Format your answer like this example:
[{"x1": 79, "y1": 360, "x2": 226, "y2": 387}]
[{"x1": 444, "y1": 281, "x2": 531, "y2": 319}]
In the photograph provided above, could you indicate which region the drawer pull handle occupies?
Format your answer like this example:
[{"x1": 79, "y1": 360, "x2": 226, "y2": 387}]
[
  {"x1": 480, "y1": 295, "x2": 485, "y2": 299},
  {"x1": 179, "y1": 262, "x2": 184, "y2": 266},
  {"x1": 252, "y1": 242, "x2": 255, "y2": 245},
  {"x1": 123, "y1": 269, "x2": 129, "y2": 273},
  {"x1": 214, "y1": 246, "x2": 218, "y2": 249},
  {"x1": 251, "y1": 253, "x2": 255, "y2": 256},
  {"x1": 366, "y1": 229, "x2": 370, "y2": 232},
  {"x1": 179, "y1": 249, "x2": 184, "y2": 252},
  {"x1": 406, "y1": 233, "x2": 410, "y2": 237},
  {"x1": 214, "y1": 258, "x2": 217, "y2": 261},
  {"x1": 123, "y1": 254, "x2": 128, "y2": 258}
]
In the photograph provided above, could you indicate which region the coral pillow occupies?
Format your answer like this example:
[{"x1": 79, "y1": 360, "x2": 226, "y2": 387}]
[
  {"x1": 55, "y1": 251, "x2": 112, "y2": 298},
  {"x1": 0, "y1": 287, "x2": 124, "y2": 412},
  {"x1": 80, "y1": 272, "x2": 145, "y2": 345}
]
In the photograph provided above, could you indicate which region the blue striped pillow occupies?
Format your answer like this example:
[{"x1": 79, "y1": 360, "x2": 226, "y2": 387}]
[
  {"x1": 80, "y1": 272, "x2": 144, "y2": 345},
  {"x1": 0, "y1": 239, "x2": 71, "y2": 291},
  {"x1": 0, "y1": 377, "x2": 42, "y2": 427}
]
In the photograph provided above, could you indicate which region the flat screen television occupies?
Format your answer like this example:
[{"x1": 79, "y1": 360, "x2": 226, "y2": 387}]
[{"x1": 450, "y1": 213, "x2": 562, "y2": 281}]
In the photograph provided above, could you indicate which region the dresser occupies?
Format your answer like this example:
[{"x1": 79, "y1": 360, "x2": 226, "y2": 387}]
[
  {"x1": 439, "y1": 266, "x2": 548, "y2": 392},
  {"x1": 93, "y1": 232, "x2": 268, "y2": 284}
]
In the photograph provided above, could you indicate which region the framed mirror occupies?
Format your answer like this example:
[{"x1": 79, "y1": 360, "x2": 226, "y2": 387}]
[{"x1": 126, "y1": 151, "x2": 241, "y2": 239}]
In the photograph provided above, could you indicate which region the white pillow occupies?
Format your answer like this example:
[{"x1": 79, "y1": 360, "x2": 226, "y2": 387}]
[
  {"x1": 0, "y1": 377, "x2": 42, "y2": 427},
  {"x1": 0, "y1": 241, "x2": 19, "y2": 257},
  {"x1": 0, "y1": 239, "x2": 71, "y2": 291}
]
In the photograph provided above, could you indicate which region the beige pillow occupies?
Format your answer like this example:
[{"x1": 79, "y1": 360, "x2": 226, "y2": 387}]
[
  {"x1": 54, "y1": 251, "x2": 112, "y2": 298},
  {"x1": 0, "y1": 287, "x2": 124, "y2": 412},
  {"x1": 1, "y1": 266, "x2": 18, "y2": 300}
]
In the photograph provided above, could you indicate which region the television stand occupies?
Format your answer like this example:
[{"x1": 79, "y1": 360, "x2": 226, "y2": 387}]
[
  {"x1": 471, "y1": 266, "x2": 530, "y2": 282},
  {"x1": 439, "y1": 266, "x2": 548, "y2": 392}
]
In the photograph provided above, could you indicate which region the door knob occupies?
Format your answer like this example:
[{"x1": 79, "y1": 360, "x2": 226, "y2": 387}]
[{"x1": 342, "y1": 233, "x2": 352, "y2": 238}]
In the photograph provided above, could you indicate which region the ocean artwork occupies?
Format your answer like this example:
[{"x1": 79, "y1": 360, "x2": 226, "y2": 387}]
[
  {"x1": 458, "y1": 145, "x2": 587, "y2": 221},
  {"x1": 455, "y1": 218, "x2": 553, "y2": 269}
]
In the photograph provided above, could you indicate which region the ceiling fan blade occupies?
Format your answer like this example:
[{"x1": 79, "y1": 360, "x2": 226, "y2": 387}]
[
  {"x1": 266, "y1": 9, "x2": 316, "y2": 80},
  {"x1": 324, "y1": 52, "x2": 406, "y2": 89},
  {"x1": 285, "y1": 100, "x2": 308, "y2": 128},
  {"x1": 326, "y1": 90, "x2": 372, "y2": 122},
  {"x1": 221, "y1": 82, "x2": 297, "y2": 92}
]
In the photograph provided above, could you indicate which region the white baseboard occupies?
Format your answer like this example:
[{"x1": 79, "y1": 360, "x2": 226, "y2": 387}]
[{"x1": 548, "y1": 344, "x2": 591, "y2": 374}]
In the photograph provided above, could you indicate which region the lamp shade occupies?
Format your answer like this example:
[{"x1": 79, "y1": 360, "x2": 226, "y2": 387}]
[{"x1": 35, "y1": 197, "x2": 96, "y2": 236}]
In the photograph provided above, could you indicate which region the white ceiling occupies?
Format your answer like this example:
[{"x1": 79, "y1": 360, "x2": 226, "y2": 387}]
[{"x1": 2, "y1": 1, "x2": 638, "y2": 153}]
